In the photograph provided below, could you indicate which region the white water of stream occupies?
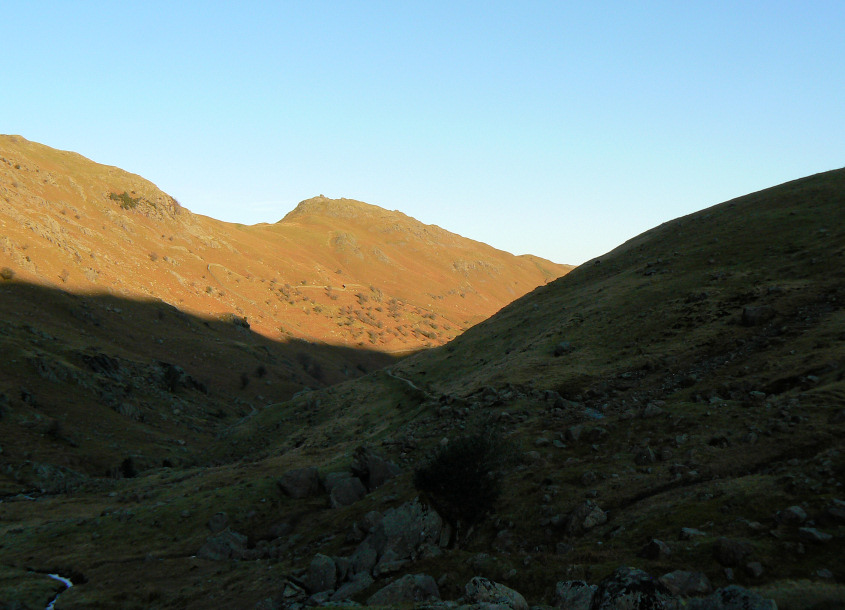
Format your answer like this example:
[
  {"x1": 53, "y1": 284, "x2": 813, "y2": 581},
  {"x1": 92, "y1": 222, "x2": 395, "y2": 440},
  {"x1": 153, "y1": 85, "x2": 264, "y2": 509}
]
[{"x1": 45, "y1": 574, "x2": 73, "y2": 610}]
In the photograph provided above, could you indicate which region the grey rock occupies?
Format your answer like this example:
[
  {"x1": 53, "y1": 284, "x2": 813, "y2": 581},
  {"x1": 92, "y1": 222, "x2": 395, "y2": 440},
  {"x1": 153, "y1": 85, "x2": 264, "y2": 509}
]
[
  {"x1": 679, "y1": 527, "x2": 707, "y2": 540},
  {"x1": 825, "y1": 499, "x2": 845, "y2": 522},
  {"x1": 592, "y1": 566, "x2": 675, "y2": 609},
  {"x1": 642, "y1": 404, "x2": 664, "y2": 418},
  {"x1": 464, "y1": 576, "x2": 528, "y2": 610},
  {"x1": 566, "y1": 500, "x2": 607, "y2": 534},
  {"x1": 330, "y1": 476, "x2": 367, "y2": 508},
  {"x1": 351, "y1": 446, "x2": 401, "y2": 491},
  {"x1": 306, "y1": 590, "x2": 332, "y2": 606},
  {"x1": 565, "y1": 425, "x2": 584, "y2": 442},
  {"x1": 366, "y1": 573, "x2": 440, "y2": 606},
  {"x1": 686, "y1": 585, "x2": 777, "y2": 610},
  {"x1": 553, "y1": 580, "x2": 596, "y2": 609},
  {"x1": 307, "y1": 553, "x2": 337, "y2": 593},
  {"x1": 333, "y1": 556, "x2": 351, "y2": 583},
  {"x1": 741, "y1": 305, "x2": 775, "y2": 326},
  {"x1": 197, "y1": 528, "x2": 248, "y2": 561},
  {"x1": 635, "y1": 447, "x2": 657, "y2": 465},
  {"x1": 207, "y1": 511, "x2": 229, "y2": 533},
  {"x1": 330, "y1": 573, "x2": 374, "y2": 602},
  {"x1": 638, "y1": 539, "x2": 671, "y2": 559},
  {"x1": 713, "y1": 537, "x2": 752, "y2": 567},
  {"x1": 745, "y1": 562, "x2": 764, "y2": 578},
  {"x1": 798, "y1": 527, "x2": 833, "y2": 543},
  {"x1": 658, "y1": 570, "x2": 712, "y2": 597},
  {"x1": 554, "y1": 341, "x2": 574, "y2": 356},
  {"x1": 778, "y1": 505, "x2": 807, "y2": 524},
  {"x1": 366, "y1": 497, "x2": 443, "y2": 560},
  {"x1": 277, "y1": 467, "x2": 322, "y2": 499},
  {"x1": 324, "y1": 471, "x2": 354, "y2": 493},
  {"x1": 350, "y1": 542, "x2": 378, "y2": 576}
]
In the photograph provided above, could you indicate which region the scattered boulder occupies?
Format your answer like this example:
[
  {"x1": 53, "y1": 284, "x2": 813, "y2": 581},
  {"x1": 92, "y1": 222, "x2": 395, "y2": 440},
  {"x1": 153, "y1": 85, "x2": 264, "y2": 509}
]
[
  {"x1": 464, "y1": 576, "x2": 528, "y2": 610},
  {"x1": 686, "y1": 585, "x2": 777, "y2": 610},
  {"x1": 329, "y1": 476, "x2": 367, "y2": 508},
  {"x1": 713, "y1": 537, "x2": 752, "y2": 567},
  {"x1": 554, "y1": 341, "x2": 574, "y2": 356},
  {"x1": 323, "y1": 471, "x2": 354, "y2": 493},
  {"x1": 350, "y1": 542, "x2": 378, "y2": 576},
  {"x1": 642, "y1": 403, "x2": 664, "y2": 418},
  {"x1": 207, "y1": 511, "x2": 229, "y2": 534},
  {"x1": 659, "y1": 570, "x2": 713, "y2": 597},
  {"x1": 351, "y1": 446, "x2": 401, "y2": 491},
  {"x1": 197, "y1": 528, "x2": 248, "y2": 561},
  {"x1": 798, "y1": 527, "x2": 833, "y2": 543},
  {"x1": 307, "y1": 553, "x2": 337, "y2": 593},
  {"x1": 635, "y1": 446, "x2": 657, "y2": 465},
  {"x1": 365, "y1": 497, "x2": 443, "y2": 561},
  {"x1": 679, "y1": 527, "x2": 707, "y2": 540},
  {"x1": 277, "y1": 467, "x2": 322, "y2": 499},
  {"x1": 592, "y1": 566, "x2": 674, "y2": 609},
  {"x1": 777, "y1": 505, "x2": 807, "y2": 524},
  {"x1": 745, "y1": 562, "x2": 764, "y2": 578},
  {"x1": 366, "y1": 573, "x2": 440, "y2": 606},
  {"x1": 553, "y1": 580, "x2": 596, "y2": 610},
  {"x1": 741, "y1": 305, "x2": 775, "y2": 326},
  {"x1": 565, "y1": 425, "x2": 584, "y2": 442},
  {"x1": 825, "y1": 499, "x2": 845, "y2": 522},
  {"x1": 639, "y1": 538, "x2": 671, "y2": 559},
  {"x1": 565, "y1": 500, "x2": 607, "y2": 534},
  {"x1": 330, "y1": 572, "x2": 374, "y2": 602}
]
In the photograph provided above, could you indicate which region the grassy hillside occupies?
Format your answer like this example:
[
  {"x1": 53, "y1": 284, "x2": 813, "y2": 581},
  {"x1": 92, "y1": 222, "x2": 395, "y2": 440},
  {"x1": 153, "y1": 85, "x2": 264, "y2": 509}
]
[
  {"x1": 0, "y1": 158, "x2": 843, "y2": 608},
  {"x1": 0, "y1": 135, "x2": 571, "y2": 353}
]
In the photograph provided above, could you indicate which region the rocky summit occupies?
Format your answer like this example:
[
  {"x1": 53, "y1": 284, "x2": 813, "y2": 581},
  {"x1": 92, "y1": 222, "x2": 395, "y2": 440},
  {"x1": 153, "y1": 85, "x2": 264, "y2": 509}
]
[{"x1": 0, "y1": 140, "x2": 844, "y2": 609}]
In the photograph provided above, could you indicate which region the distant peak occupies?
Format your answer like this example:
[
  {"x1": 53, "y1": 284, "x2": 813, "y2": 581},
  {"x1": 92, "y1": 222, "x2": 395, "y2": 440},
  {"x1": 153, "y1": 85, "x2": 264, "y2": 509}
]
[{"x1": 280, "y1": 196, "x2": 396, "y2": 223}]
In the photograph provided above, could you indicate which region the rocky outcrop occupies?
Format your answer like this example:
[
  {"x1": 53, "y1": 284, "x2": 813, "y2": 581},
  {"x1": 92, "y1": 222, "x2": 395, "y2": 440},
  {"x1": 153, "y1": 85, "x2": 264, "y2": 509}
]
[
  {"x1": 686, "y1": 585, "x2": 777, "y2": 609},
  {"x1": 366, "y1": 573, "x2": 440, "y2": 606},
  {"x1": 351, "y1": 446, "x2": 401, "y2": 491},
  {"x1": 197, "y1": 528, "x2": 248, "y2": 561},
  {"x1": 591, "y1": 566, "x2": 675, "y2": 609},
  {"x1": 277, "y1": 467, "x2": 322, "y2": 499},
  {"x1": 464, "y1": 576, "x2": 528, "y2": 610},
  {"x1": 553, "y1": 580, "x2": 597, "y2": 609}
]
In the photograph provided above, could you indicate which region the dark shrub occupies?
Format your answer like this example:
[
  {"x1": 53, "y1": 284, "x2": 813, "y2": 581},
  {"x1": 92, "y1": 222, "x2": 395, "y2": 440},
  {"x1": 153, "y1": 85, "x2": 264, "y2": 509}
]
[{"x1": 413, "y1": 429, "x2": 514, "y2": 528}]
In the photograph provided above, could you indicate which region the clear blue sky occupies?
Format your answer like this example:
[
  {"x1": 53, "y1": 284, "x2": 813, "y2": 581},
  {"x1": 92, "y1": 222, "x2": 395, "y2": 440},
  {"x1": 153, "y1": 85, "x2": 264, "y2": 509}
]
[{"x1": 5, "y1": 2, "x2": 844, "y2": 264}]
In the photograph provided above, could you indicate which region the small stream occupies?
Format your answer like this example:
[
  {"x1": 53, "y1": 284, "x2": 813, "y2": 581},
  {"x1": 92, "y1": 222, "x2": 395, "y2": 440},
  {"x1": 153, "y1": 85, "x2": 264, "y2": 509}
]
[{"x1": 45, "y1": 574, "x2": 73, "y2": 610}]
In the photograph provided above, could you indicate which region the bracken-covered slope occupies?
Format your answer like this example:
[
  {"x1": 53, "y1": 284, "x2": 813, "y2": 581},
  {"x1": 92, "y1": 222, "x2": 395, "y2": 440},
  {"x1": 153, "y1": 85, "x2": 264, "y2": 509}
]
[
  {"x1": 0, "y1": 135, "x2": 571, "y2": 353},
  {"x1": 1, "y1": 163, "x2": 843, "y2": 608}
]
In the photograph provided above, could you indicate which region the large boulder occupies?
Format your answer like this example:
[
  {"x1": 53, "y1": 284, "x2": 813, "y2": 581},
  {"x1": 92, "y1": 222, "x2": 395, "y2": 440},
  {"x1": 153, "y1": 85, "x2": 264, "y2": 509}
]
[
  {"x1": 565, "y1": 500, "x2": 607, "y2": 534},
  {"x1": 329, "y1": 476, "x2": 367, "y2": 508},
  {"x1": 592, "y1": 566, "x2": 675, "y2": 609},
  {"x1": 464, "y1": 576, "x2": 528, "y2": 610},
  {"x1": 277, "y1": 467, "x2": 322, "y2": 499},
  {"x1": 365, "y1": 498, "x2": 443, "y2": 561},
  {"x1": 366, "y1": 573, "x2": 440, "y2": 606},
  {"x1": 713, "y1": 537, "x2": 752, "y2": 567},
  {"x1": 686, "y1": 585, "x2": 777, "y2": 610},
  {"x1": 197, "y1": 528, "x2": 248, "y2": 561},
  {"x1": 658, "y1": 570, "x2": 713, "y2": 597},
  {"x1": 306, "y1": 553, "x2": 337, "y2": 593},
  {"x1": 553, "y1": 580, "x2": 596, "y2": 609},
  {"x1": 330, "y1": 572, "x2": 374, "y2": 602},
  {"x1": 351, "y1": 446, "x2": 401, "y2": 491}
]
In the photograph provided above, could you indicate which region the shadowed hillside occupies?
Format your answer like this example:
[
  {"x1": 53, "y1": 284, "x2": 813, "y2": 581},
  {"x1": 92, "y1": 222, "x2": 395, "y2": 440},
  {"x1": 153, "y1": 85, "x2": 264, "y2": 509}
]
[{"x1": 0, "y1": 160, "x2": 843, "y2": 608}]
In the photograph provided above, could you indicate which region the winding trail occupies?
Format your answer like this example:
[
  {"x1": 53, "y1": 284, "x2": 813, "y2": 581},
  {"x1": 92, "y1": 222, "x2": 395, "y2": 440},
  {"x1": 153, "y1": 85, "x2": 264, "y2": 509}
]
[{"x1": 385, "y1": 368, "x2": 434, "y2": 400}]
